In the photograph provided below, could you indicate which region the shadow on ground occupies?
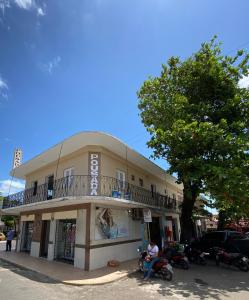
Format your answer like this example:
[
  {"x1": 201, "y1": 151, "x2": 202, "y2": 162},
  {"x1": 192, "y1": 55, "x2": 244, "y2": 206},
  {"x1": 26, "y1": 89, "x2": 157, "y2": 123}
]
[
  {"x1": 128, "y1": 262, "x2": 249, "y2": 300},
  {"x1": 0, "y1": 259, "x2": 59, "y2": 284}
]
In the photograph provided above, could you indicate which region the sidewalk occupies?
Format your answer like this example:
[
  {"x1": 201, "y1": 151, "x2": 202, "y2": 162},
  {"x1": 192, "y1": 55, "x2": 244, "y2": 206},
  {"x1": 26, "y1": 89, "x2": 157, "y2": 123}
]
[{"x1": 0, "y1": 250, "x2": 138, "y2": 286}]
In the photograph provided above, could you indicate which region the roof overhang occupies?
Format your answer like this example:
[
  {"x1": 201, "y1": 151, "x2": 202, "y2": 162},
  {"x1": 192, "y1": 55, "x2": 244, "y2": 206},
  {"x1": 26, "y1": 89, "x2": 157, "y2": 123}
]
[{"x1": 10, "y1": 131, "x2": 179, "y2": 185}]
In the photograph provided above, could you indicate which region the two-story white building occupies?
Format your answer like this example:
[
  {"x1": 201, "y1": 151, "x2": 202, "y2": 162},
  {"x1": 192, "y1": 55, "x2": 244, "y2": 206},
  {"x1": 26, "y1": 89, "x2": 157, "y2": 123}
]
[{"x1": 1, "y1": 132, "x2": 183, "y2": 270}]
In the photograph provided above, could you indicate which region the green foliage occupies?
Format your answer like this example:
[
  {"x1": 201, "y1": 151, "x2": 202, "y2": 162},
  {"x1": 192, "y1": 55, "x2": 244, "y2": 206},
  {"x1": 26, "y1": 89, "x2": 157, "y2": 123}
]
[
  {"x1": 138, "y1": 37, "x2": 249, "y2": 239},
  {"x1": 1, "y1": 215, "x2": 15, "y2": 228}
]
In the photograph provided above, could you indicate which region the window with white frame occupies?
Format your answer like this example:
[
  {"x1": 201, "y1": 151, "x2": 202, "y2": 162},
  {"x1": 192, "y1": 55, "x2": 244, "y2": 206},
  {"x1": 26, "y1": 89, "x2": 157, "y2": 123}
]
[
  {"x1": 116, "y1": 170, "x2": 125, "y2": 190},
  {"x1": 64, "y1": 167, "x2": 74, "y2": 188}
]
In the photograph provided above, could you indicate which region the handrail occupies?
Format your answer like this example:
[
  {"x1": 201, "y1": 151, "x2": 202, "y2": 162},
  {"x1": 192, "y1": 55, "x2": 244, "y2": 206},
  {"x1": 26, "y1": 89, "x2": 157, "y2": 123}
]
[{"x1": 2, "y1": 175, "x2": 179, "y2": 212}]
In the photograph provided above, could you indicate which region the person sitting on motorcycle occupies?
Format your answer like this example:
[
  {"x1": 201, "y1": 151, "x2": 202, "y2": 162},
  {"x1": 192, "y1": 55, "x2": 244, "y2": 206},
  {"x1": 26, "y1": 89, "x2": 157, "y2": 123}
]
[{"x1": 144, "y1": 241, "x2": 159, "y2": 280}]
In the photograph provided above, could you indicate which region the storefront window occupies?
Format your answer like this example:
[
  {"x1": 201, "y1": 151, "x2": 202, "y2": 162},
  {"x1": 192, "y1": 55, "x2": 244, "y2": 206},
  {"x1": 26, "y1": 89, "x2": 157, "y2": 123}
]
[{"x1": 55, "y1": 219, "x2": 76, "y2": 262}]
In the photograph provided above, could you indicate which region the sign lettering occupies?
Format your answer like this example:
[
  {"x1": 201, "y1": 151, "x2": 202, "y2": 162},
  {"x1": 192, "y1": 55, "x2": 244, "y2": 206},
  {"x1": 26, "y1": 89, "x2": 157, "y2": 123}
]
[{"x1": 89, "y1": 153, "x2": 101, "y2": 196}]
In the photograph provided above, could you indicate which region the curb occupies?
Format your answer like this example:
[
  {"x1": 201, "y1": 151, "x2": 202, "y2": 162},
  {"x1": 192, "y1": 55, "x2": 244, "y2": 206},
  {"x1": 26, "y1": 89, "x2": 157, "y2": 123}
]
[
  {"x1": 0, "y1": 257, "x2": 60, "y2": 283},
  {"x1": 0, "y1": 257, "x2": 138, "y2": 286}
]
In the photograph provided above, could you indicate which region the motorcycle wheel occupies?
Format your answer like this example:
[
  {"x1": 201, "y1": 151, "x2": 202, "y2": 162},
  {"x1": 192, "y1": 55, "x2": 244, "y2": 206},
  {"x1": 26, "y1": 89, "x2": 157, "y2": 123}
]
[
  {"x1": 199, "y1": 257, "x2": 207, "y2": 266},
  {"x1": 215, "y1": 259, "x2": 220, "y2": 266},
  {"x1": 181, "y1": 260, "x2": 189, "y2": 270},
  {"x1": 161, "y1": 269, "x2": 173, "y2": 281},
  {"x1": 238, "y1": 261, "x2": 249, "y2": 272},
  {"x1": 138, "y1": 259, "x2": 144, "y2": 272}
]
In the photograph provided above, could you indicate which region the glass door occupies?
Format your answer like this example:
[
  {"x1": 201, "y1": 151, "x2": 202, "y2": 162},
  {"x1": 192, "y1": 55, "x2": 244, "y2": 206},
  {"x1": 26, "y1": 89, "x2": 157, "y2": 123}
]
[
  {"x1": 21, "y1": 221, "x2": 33, "y2": 252},
  {"x1": 55, "y1": 219, "x2": 76, "y2": 263}
]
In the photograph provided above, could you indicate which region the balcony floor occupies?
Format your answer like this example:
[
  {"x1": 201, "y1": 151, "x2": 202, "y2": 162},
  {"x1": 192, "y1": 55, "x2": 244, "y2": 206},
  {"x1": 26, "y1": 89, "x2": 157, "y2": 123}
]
[{"x1": 1, "y1": 195, "x2": 153, "y2": 215}]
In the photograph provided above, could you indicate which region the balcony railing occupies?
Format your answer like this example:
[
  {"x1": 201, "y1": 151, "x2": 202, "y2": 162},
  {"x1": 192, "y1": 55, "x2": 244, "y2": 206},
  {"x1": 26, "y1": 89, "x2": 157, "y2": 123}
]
[{"x1": 2, "y1": 175, "x2": 179, "y2": 212}]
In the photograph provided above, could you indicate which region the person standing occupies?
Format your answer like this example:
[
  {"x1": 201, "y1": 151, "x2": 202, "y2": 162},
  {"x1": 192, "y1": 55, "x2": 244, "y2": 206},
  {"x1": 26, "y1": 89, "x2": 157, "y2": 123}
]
[{"x1": 6, "y1": 229, "x2": 15, "y2": 252}]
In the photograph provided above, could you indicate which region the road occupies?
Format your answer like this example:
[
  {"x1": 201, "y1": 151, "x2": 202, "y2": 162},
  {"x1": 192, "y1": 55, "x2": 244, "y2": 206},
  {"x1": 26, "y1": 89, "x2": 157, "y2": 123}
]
[{"x1": 0, "y1": 256, "x2": 249, "y2": 299}]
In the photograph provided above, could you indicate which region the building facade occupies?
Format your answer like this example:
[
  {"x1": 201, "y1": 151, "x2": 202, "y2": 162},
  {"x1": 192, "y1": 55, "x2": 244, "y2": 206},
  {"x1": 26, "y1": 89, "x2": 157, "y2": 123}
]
[{"x1": 1, "y1": 132, "x2": 183, "y2": 270}]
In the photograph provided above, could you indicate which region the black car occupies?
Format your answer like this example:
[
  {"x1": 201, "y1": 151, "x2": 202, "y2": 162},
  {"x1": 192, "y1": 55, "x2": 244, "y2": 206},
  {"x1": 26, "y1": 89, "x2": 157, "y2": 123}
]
[{"x1": 194, "y1": 230, "x2": 249, "y2": 256}]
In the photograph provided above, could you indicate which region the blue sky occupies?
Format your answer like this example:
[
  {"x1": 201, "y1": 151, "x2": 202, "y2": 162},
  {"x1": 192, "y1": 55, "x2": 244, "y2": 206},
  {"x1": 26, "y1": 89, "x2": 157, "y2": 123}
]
[{"x1": 1, "y1": 0, "x2": 249, "y2": 195}]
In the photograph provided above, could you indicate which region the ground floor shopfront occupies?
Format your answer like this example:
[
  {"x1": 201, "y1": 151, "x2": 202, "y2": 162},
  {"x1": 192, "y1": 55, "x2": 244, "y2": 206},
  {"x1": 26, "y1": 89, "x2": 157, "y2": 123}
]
[{"x1": 15, "y1": 202, "x2": 181, "y2": 271}]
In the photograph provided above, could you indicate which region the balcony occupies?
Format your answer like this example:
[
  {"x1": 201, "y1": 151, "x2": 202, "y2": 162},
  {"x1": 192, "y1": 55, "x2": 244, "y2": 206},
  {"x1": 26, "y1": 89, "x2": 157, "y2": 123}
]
[{"x1": 2, "y1": 175, "x2": 180, "y2": 213}]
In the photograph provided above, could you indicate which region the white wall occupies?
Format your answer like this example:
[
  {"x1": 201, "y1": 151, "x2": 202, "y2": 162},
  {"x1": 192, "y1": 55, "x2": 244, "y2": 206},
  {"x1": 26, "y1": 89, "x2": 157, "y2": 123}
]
[
  {"x1": 74, "y1": 247, "x2": 85, "y2": 269},
  {"x1": 89, "y1": 240, "x2": 141, "y2": 270},
  {"x1": 16, "y1": 221, "x2": 24, "y2": 252},
  {"x1": 30, "y1": 241, "x2": 40, "y2": 257},
  {"x1": 74, "y1": 209, "x2": 86, "y2": 269}
]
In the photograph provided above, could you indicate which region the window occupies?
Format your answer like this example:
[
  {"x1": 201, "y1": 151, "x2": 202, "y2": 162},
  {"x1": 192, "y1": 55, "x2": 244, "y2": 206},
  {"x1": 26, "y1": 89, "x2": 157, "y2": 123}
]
[
  {"x1": 46, "y1": 175, "x2": 54, "y2": 200},
  {"x1": 229, "y1": 232, "x2": 245, "y2": 240},
  {"x1": 116, "y1": 170, "x2": 125, "y2": 190},
  {"x1": 131, "y1": 174, "x2": 135, "y2": 181},
  {"x1": 64, "y1": 167, "x2": 74, "y2": 187},
  {"x1": 151, "y1": 184, "x2": 156, "y2": 197},
  {"x1": 32, "y1": 181, "x2": 38, "y2": 196},
  {"x1": 139, "y1": 178, "x2": 144, "y2": 187},
  {"x1": 204, "y1": 232, "x2": 226, "y2": 241}
]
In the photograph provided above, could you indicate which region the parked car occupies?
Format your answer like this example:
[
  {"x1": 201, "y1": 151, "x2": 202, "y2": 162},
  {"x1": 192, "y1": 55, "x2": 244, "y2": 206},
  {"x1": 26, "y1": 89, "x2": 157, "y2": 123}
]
[
  {"x1": 0, "y1": 232, "x2": 6, "y2": 241},
  {"x1": 194, "y1": 230, "x2": 249, "y2": 257}
]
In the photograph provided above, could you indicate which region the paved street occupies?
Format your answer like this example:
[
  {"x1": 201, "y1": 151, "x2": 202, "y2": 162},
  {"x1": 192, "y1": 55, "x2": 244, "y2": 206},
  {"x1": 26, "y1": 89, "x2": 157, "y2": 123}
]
[{"x1": 0, "y1": 258, "x2": 249, "y2": 300}]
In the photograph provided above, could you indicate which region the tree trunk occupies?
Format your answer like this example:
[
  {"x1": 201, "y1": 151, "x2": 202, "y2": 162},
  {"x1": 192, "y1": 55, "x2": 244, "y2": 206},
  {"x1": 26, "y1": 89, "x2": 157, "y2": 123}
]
[
  {"x1": 217, "y1": 210, "x2": 226, "y2": 230},
  {"x1": 180, "y1": 182, "x2": 198, "y2": 243}
]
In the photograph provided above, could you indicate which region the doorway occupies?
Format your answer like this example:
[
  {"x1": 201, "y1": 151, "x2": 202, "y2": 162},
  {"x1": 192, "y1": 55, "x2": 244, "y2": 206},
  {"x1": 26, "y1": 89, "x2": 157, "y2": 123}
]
[
  {"x1": 149, "y1": 217, "x2": 162, "y2": 249},
  {"x1": 54, "y1": 219, "x2": 76, "y2": 263},
  {"x1": 21, "y1": 221, "x2": 33, "y2": 252},
  {"x1": 40, "y1": 220, "x2": 50, "y2": 258},
  {"x1": 46, "y1": 175, "x2": 54, "y2": 200}
]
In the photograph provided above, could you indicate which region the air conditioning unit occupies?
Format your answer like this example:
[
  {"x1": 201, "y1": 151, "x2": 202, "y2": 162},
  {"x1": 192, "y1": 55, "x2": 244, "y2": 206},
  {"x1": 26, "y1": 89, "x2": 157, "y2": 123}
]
[{"x1": 132, "y1": 208, "x2": 143, "y2": 220}]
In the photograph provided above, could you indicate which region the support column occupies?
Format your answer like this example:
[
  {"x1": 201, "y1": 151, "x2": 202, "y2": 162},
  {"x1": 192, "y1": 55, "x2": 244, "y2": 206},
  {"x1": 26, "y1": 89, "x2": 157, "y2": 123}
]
[
  {"x1": 84, "y1": 204, "x2": 91, "y2": 271},
  {"x1": 30, "y1": 214, "x2": 42, "y2": 257},
  {"x1": 16, "y1": 220, "x2": 23, "y2": 252},
  {"x1": 74, "y1": 209, "x2": 86, "y2": 269},
  {"x1": 47, "y1": 219, "x2": 56, "y2": 261}
]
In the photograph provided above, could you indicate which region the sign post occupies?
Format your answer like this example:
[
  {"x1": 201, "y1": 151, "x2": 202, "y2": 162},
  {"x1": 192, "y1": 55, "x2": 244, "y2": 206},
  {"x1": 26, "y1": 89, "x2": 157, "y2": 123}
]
[{"x1": 143, "y1": 209, "x2": 152, "y2": 243}]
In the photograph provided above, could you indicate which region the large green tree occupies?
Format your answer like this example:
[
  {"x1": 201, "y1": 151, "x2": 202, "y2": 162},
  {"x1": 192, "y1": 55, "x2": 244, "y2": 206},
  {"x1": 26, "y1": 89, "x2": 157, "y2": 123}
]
[{"x1": 138, "y1": 37, "x2": 249, "y2": 242}]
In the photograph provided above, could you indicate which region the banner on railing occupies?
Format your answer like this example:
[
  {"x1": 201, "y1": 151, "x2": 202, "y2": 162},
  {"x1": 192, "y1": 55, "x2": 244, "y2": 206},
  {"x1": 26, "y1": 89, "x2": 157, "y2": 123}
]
[{"x1": 88, "y1": 152, "x2": 101, "y2": 196}]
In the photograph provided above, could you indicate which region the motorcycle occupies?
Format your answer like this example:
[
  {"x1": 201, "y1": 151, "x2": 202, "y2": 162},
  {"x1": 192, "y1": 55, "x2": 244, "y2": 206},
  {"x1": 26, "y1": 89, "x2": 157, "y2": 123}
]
[
  {"x1": 163, "y1": 247, "x2": 189, "y2": 269},
  {"x1": 213, "y1": 247, "x2": 249, "y2": 272},
  {"x1": 137, "y1": 248, "x2": 173, "y2": 281},
  {"x1": 184, "y1": 244, "x2": 209, "y2": 265}
]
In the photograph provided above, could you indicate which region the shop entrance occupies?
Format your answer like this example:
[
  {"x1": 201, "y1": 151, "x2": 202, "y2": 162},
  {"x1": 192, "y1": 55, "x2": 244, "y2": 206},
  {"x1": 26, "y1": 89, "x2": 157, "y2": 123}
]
[
  {"x1": 40, "y1": 221, "x2": 50, "y2": 258},
  {"x1": 54, "y1": 219, "x2": 76, "y2": 263},
  {"x1": 149, "y1": 217, "x2": 162, "y2": 249},
  {"x1": 21, "y1": 221, "x2": 33, "y2": 252}
]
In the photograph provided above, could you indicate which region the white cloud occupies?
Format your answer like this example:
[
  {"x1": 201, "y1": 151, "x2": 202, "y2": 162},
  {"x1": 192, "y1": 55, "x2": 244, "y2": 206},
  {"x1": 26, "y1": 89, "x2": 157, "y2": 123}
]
[
  {"x1": 0, "y1": 75, "x2": 8, "y2": 99},
  {"x1": 14, "y1": 1, "x2": 45, "y2": 17},
  {"x1": 40, "y1": 56, "x2": 61, "y2": 74},
  {"x1": 37, "y1": 6, "x2": 44, "y2": 16},
  {"x1": 0, "y1": 0, "x2": 10, "y2": 16},
  {"x1": 1, "y1": 0, "x2": 45, "y2": 18},
  {"x1": 15, "y1": 0, "x2": 33, "y2": 10},
  {"x1": 0, "y1": 179, "x2": 25, "y2": 196},
  {"x1": 239, "y1": 75, "x2": 249, "y2": 89}
]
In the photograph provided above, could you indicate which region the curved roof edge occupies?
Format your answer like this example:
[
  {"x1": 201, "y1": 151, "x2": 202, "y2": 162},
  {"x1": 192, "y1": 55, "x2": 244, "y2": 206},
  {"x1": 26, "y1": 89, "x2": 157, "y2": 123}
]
[{"x1": 10, "y1": 131, "x2": 180, "y2": 186}]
